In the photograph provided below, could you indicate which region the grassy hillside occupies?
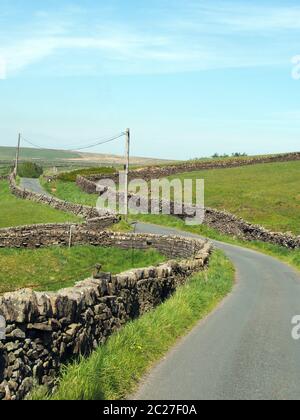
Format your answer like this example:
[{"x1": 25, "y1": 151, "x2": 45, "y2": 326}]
[
  {"x1": 0, "y1": 246, "x2": 165, "y2": 293},
  {"x1": 0, "y1": 146, "x2": 177, "y2": 166},
  {"x1": 0, "y1": 146, "x2": 80, "y2": 160},
  {"x1": 0, "y1": 180, "x2": 80, "y2": 228},
  {"x1": 169, "y1": 160, "x2": 300, "y2": 235}
]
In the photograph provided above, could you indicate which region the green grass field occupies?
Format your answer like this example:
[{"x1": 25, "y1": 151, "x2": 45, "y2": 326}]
[
  {"x1": 168, "y1": 161, "x2": 300, "y2": 235},
  {"x1": 31, "y1": 250, "x2": 234, "y2": 400},
  {"x1": 0, "y1": 246, "x2": 166, "y2": 294},
  {"x1": 0, "y1": 180, "x2": 80, "y2": 228}
]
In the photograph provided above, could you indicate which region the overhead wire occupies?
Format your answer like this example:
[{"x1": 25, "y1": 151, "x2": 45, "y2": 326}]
[{"x1": 20, "y1": 131, "x2": 126, "y2": 152}]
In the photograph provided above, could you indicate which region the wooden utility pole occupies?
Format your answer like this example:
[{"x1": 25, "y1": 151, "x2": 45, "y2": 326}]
[
  {"x1": 15, "y1": 133, "x2": 21, "y2": 176},
  {"x1": 124, "y1": 128, "x2": 130, "y2": 218}
]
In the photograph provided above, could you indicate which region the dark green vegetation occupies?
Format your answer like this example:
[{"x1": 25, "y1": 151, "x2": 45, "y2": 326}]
[
  {"x1": 0, "y1": 180, "x2": 80, "y2": 228},
  {"x1": 168, "y1": 161, "x2": 300, "y2": 235},
  {"x1": 57, "y1": 166, "x2": 116, "y2": 182},
  {"x1": 211, "y1": 152, "x2": 248, "y2": 159},
  {"x1": 17, "y1": 162, "x2": 43, "y2": 178},
  {"x1": 0, "y1": 246, "x2": 166, "y2": 294},
  {"x1": 0, "y1": 165, "x2": 10, "y2": 176},
  {"x1": 31, "y1": 250, "x2": 234, "y2": 400},
  {"x1": 133, "y1": 214, "x2": 300, "y2": 272}
]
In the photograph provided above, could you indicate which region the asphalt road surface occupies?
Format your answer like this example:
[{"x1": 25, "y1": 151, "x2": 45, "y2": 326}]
[
  {"x1": 20, "y1": 178, "x2": 51, "y2": 197},
  {"x1": 133, "y1": 222, "x2": 300, "y2": 400}
]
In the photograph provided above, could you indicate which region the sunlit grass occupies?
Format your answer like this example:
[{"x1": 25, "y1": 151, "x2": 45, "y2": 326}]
[
  {"x1": 0, "y1": 245, "x2": 166, "y2": 293},
  {"x1": 0, "y1": 180, "x2": 80, "y2": 228}
]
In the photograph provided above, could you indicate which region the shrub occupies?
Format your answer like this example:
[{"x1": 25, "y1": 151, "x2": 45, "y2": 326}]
[
  {"x1": 0, "y1": 166, "x2": 11, "y2": 176},
  {"x1": 17, "y1": 162, "x2": 43, "y2": 178},
  {"x1": 58, "y1": 167, "x2": 116, "y2": 182}
]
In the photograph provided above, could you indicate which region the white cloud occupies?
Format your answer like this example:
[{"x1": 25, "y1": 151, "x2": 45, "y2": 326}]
[
  {"x1": 1, "y1": 1, "x2": 300, "y2": 77},
  {"x1": 181, "y1": 2, "x2": 300, "y2": 32}
]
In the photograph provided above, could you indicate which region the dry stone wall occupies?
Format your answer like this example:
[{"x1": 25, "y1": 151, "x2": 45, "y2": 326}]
[
  {"x1": 0, "y1": 229, "x2": 211, "y2": 400},
  {"x1": 0, "y1": 223, "x2": 208, "y2": 257},
  {"x1": 0, "y1": 220, "x2": 120, "y2": 249},
  {"x1": 204, "y1": 207, "x2": 300, "y2": 249}
]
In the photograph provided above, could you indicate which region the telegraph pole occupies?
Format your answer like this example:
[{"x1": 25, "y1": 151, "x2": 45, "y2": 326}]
[
  {"x1": 124, "y1": 128, "x2": 130, "y2": 218},
  {"x1": 15, "y1": 133, "x2": 21, "y2": 177}
]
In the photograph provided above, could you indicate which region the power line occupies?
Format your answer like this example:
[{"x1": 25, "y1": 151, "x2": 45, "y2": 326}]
[
  {"x1": 72, "y1": 133, "x2": 126, "y2": 151},
  {"x1": 21, "y1": 132, "x2": 126, "y2": 152},
  {"x1": 21, "y1": 137, "x2": 46, "y2": 150}
]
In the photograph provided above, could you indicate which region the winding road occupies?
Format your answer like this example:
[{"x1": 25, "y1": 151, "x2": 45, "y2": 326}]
[
  {"x1": 20, "y1": 178, "x2": 300, "y2": 399},
  {"x1": 20, "y1": 177, "x2": 51, "y2": 197},
  {"x1": 133, "y1": 222, "x2": 300, "y2": 400}
]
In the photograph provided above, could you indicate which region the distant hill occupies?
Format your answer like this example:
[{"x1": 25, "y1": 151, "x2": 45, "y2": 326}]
[
  {"x1": 0, "y1": 146, "x2": 177, "y2": 166},
  {"x1": 0, "y1": 147, "x2": 80, "y2": 161}
]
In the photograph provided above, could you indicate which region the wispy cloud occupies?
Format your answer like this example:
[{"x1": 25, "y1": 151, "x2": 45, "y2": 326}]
[{"x1": 1, "y1": 1, "x2": 300, "y2": 77}]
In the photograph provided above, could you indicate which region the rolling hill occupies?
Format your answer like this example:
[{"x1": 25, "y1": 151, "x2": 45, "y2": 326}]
[{"x1": 0, "y1": 146, "x2": 177, "y2": 166}]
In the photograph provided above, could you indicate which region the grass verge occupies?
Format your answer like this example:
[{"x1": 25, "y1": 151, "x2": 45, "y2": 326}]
[
  {"x1": 31, "y1": 250, "x2": 234, "y2": 400},
  {"x1": 0, "y1": 246, "x2": 166, "y2": 293}
]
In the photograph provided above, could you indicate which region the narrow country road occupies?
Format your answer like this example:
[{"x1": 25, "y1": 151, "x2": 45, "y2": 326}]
[
  {"x1": 133, "y1": 222, "x2": 300, "y2": 400},
  {"x1": 20, "y1": 178, "x2": 51, "y2": 197},
  {"x1": 16, "y1": 179, "x2": 300, "y2": 399}
]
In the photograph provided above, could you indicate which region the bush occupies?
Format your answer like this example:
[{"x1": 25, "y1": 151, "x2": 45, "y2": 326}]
[
  {"x1": 58, "y1": 167, "x2": 116, "y2": 182},
  {"x1": 0, "y1": 165, "x2": 11, "y2": 176},
  {"x1": 17, "y1": 162, "x2": 43, "y2": 178}
]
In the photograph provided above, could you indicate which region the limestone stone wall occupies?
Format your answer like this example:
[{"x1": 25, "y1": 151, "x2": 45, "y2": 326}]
[
  {"x1": 0, "y1": 223, "x2": 207, "y2": 258},
  {"x1": 0, "y1": 219, "x2": 120, "y2": 249},
  {"x1": 203, "y1": 207, "x2": 300, "y2": 249},
  {"x1": 0, "y1": 231, "x2": 211, "y2": 400}
]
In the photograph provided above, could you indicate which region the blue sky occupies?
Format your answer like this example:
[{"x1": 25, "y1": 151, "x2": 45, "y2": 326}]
[{"x1": 0, "y1": 0, "x2": 300, "y2": 159}]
